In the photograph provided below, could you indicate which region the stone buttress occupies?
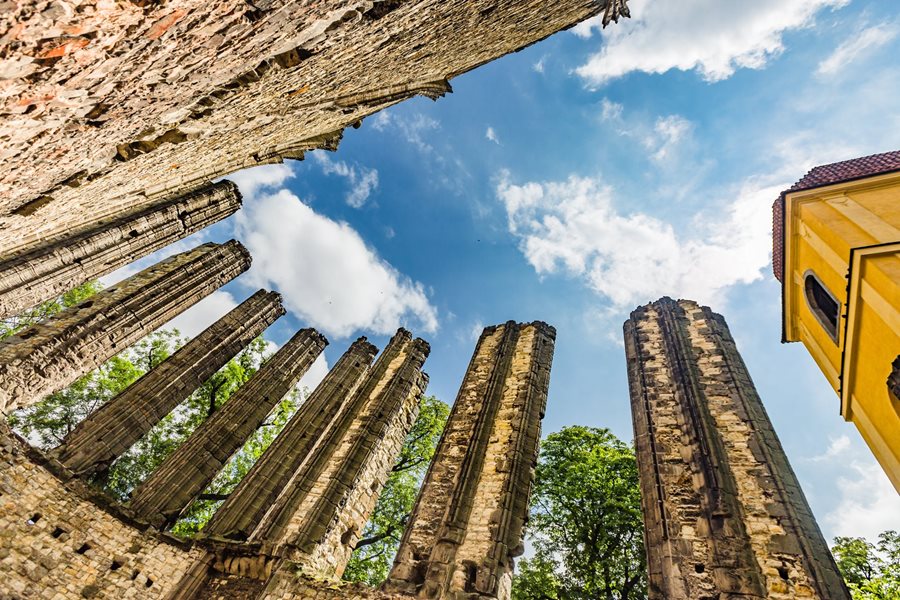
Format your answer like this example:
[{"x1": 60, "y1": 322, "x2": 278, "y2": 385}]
[
  {"x1": 251, "y1": 329, "x2": 430, "y2": 580},
  {"x1": 0, "y1": 181, "x2": 241, "y2": 319},
  {"x1": 0, "y1": 241, "x2": 251, "y2": 415},
  {"x1": 385, "y1": 321, "x2": 556, "y2": 600},
  {"x1": 51, "y1": 289, "x2": 285, "y2": 477},
  {"x1": 202, "y1": 337, "x2": 379, "y2": 541},
  {"x1": 128, "y1": 328, "x2": 327, "y2": 528},
  {"x1": 623, "y1": 297, "x2": 850, "y2": 600}
]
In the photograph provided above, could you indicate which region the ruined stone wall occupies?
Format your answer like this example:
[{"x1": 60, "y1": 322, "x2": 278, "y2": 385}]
[
  {"x1": 0, "y1": 240, "x2": 250, "y2": 415},
  {"x1": 51, "y1": 289, "x2": 285, "y2": 477},
  {"x1": 129, "y1": 328, "x2": 327, "y2": 528},
  {"x1": 0, "y1": 181, "x2": 241, "y2": 319},
  {"x1": 203, "y1": 337, "x2": 378, "y2": 541},
  {"x1": 623, "y1": 297, "x2": 850, "y2": 600},
  {"x1": 386, "y1": 321, "x2": 555, "y2": 600},
  {"x1": 0, "y1": 427, "x2": 204, "y2": 599},
  {"x1": 256, "y1": 331, "x2": 430, "y2": 578},
  {"x1": 0, "y1": 0, "x2": 603, "y2": 253}
]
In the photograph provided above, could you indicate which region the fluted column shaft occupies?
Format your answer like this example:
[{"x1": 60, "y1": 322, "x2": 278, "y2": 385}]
[
  {"x1": 0, "y1": 181, "x2": 241, "y2": 319},
  {"x1": 0, "y1": 241, "x2": 250, "y2": 414},
  {"x1": 51, "y1": 289, "x2": 285, "y2": 476},
  {"x1": 623, "y1": 297, "x2": 849, "y2": 600},
  {"x1": 129, "y1": 327, "x2": 327, "y2": 528},
  {"x1": 385, "y1": 321, "x2": 555, "y2": 600},
  {"x1": 252, "y1": 330, "x2": 429, "y2": 578},
  {"x1": 203, "y1": 337, "x2": 378, "y2": 540}
]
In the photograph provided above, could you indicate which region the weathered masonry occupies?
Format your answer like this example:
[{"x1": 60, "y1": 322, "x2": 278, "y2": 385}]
[
  {"x1": 623, "y1": 297, "x2": 850, "y2": 600},
  {"x1": 386, "y1": 321, "x2": 556, "y2": 599},
  {"x1": 0, "y1": 0, "x2": 628, "y2": 254},
  {"x1": 0, "y1": 181, "x2": 241, "y2": 319},
  {"x1": 0, "y1": 241, "x2": 250, "y2": 415},
  {"x1": 129, "y1": 328, "x2": 328, "y2": 529},
  {"x1": 203, "y1": 337, "x2": 379, "y2": 541},
  {"x1": 0, "y1": 321, "x2": 554, "y2": 599},
  {"x1": 51, "y1": 289, "x2": 285, "y2": 477}
]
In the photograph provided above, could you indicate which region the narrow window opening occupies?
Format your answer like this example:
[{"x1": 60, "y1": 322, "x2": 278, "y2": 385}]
[
  {"x1": 777, "y1": 566, "x2": 790, "y2": 581},
  {"x1": 131, "y1": 570, "x2": 140, "y2": 581},
  {"x1": 26, "y1": 513, "x2": 41, "y2": 525},
  {"x1": 76, "y1": 543, "x2": 91, "y2": 554},
  {"x1": 145, "y1": 578, "x2": 154, "y2": 588},
  {"x1": 804, "y1": 271, "x2": 840, "y2": 342},
  {"x1": 110, "y1": 560, "x2": 123, "y2": 571},
  {"x1": 695, "y1": 564, "x2": 705, "y2": 574},
  {"x1": 51, "y1": 527, "x2": 66, "y2": 538}
]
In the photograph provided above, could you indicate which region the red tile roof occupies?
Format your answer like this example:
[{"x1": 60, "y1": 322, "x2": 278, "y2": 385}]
[{"x1": 772, "y1": 149, "x2": 900, "y2": 283}]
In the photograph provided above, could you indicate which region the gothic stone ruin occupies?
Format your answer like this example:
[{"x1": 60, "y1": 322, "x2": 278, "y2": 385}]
[{"x1": 0, "y1": 0, "x2": 851, "y2": 598}]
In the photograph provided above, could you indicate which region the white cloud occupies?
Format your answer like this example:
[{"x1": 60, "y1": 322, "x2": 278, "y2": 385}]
[
  {"x1": 576, "y1": 0, "x2": 847, "y2": 86},
  {"x1": 807, "y1": 434, "x2": 851, "y2": 462},
  {"x1": 369, "y1": 110, "x2": 440, "y2": 151},
  {"x1": 164, "y1": 290, "x2": 239, "y2": 339},
  {"x1": 533, "y1": 56, "x2": 546, "y2": 73},
  {"x1": 646, "y1": 115, "x2": 691, "y2": 162},
  {"x1": 228, "y1": 163, "x2": 295, "y2": 198},
  {"x1": 496, "y1": 171, "x2": 777, "y2": 309},
  {"x1": 312, "y1": 152, "x2": 379, "y2": 208},
  {"x1": 235, "y1": 183, "x2": 437, "y2": 339},
  {"x1": 600, "y1": 98, "x2": 624, "y2": 122},
  {"x1": 469, "y1": 320, "x2": 484, "y2": 342},
  {"x1": 297, "y1": 353, "x2": 329, "y2": 393},
  {"x1": 825, "y1": 458, "x2": 900, "y2": 542},
  {"x1": 485, "y1": 127, "x2": 500, "y2": 145},
  {"x1": 817, "y1": 23, "x2": 898, "y2": 76}
]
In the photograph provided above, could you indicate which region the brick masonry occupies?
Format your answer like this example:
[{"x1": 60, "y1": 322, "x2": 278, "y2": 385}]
[
  {"x1": 128, "y1": 328, "x2": 327, "y2": 529},
  {"x1": 0, "y1": 0, "x2": 604, "y2": 254},
  {"x1": 51, "y1": 289, "x2": 285, "y2": 477},
  {"x1": 623, "y1": 297, "x2": 850, "y2": 599},
  {"x1": 0, "y1": 241, "x2": 250, "y2": 415},
  {"x1": 203, "y1": 337, "x2": 378, "y2": 541},
  {"x1": 0, "y1": 180, "x2": 241, "y2": 319},
  {"x1": 385, "y1": 321, "x2": 556, "y2": 600}
]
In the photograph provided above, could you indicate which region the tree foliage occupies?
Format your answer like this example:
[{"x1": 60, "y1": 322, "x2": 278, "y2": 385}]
[
  {"x1": 342, "y1": 395, "x2": 450, "y2": 586},
  {"x1": 512, "y1": 426, "x2": 647, "y2": 600},
  {"x1": 832, "y1": 531, "x2": 900, "y2": 599}
]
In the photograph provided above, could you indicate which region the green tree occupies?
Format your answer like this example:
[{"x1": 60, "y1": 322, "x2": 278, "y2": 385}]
[
  {"x1": 0, "y1": 280, "x2": 103, "y2": 341},
  {"x1": 512, "y1": 426, "x2": 647, "y2": 600},
  {"x1": 342, "y1": 395, "x2": 450, "y2": 586},
  {"x1": 832, "y1": 531, "x2": 900, "y2": 599}
]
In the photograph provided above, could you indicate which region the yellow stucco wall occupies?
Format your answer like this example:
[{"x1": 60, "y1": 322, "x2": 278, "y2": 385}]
[{"x1": 783, "y1": 172, "x2": 900, "y2": 491}]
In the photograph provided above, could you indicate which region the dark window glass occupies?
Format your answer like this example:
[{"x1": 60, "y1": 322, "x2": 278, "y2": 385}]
[{"x1": 804, "y1": 272, "x2": 839, "y2": 341}]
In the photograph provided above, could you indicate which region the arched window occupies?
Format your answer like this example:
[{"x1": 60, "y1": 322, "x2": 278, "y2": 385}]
[{"x1": 804, "y1": 271, "x2": 840, "y2": 342}]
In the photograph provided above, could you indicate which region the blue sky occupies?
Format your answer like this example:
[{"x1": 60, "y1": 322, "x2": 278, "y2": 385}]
[{"x1": 108, "y1": 0, "x2": 900, "y2": 543}]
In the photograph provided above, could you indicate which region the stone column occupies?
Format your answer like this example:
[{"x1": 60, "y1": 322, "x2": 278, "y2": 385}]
[
  {"x1": 51, "y1": 289, "x2": 285, "y2": 477},
  {"x1": 0, "y1": 241, "x2": 251, "y2": 415},
  {"x1": 623, "y1": 297, "x2": 849, "y2": 600},
  {"x1": 385, "y1": 321, "x2": 556, "y2": 600},
  {"x1": 203, "y1": 337, "x2": 378, "y2": 540},
  {"x1": 0, "y1": 181, "x2": 241, "y2": 319},
  {"x1": 251, "y1": 329, "x2": 430, "y2": 579},
  {"x1": 129, "y1": 328, "x2": 327, "y2": 528}
]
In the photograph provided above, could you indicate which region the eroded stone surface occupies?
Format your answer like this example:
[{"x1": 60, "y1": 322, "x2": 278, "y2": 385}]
[
  {"x1": 51, "y1": 289, "x2": 285, "y2": 477},
  {"x1": 0, "y1": 240, "x2": 250, "y2": 415},
  {"x1": 253, "y1": 329, "x2": 430, "y2": 578},
  {"x1": 386, "y1": 321, "x2": 556, "y2": 600},
  {"x1": 0, "y1": 0, "x2": 603, "y2": 253},
  {"x1": 0, "y1": 426, "x2": 203, "y2": 599},
  {"x1": 128, "y1": 327, "x2": 327, "y2": 528},
  {"x1": 0, "y1": 180, "x2": 241, "y2": 318},
  {"x1": 203, "y1": 337, "x2": 378, "y2": 541},
  {"x1": 623, "y1": 297, "x2": 850, "y2": 600}
]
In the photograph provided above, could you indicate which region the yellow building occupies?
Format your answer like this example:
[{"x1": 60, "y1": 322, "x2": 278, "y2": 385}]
[{"x1": 775, "y1": 150, "x2": 900, "y2": 492}]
